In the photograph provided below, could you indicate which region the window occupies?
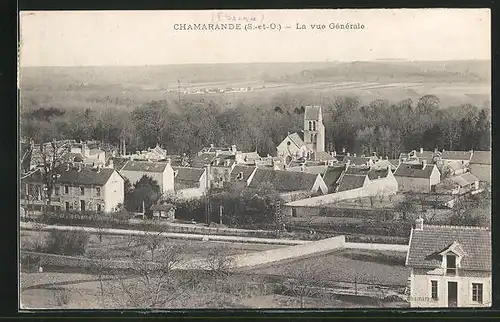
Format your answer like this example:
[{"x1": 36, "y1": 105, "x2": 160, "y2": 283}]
[
  {"x1": 96, "y1": 187, "x2": 101, "y2": 197},
  {"x1": 472, "y1": 283, "x2": 483, "y2": 303},
  {"x1": 431, "y1": 280, "x2": 438, "y2": 300},
  {"x1": 54, "y1": 186, "x2": 60, "y2": 196},
  {"x1": 313, "y1": 121, "x2": 316, "y2": 131},
  {"x1": 97, "y1": 204, "x2": 102, "y2": 212},
  {"x1": 80, "y1": 187, "x2": 85, "y2": 196},
  {"x1": 308, "y1": 121, "x2": 312, "y2": 131},
  {"x1": 446, "y1": 254, "x2": 457, "y2": 275},
  {"x1": 64, "y1": 185, "x2": 69, "y2": 194}
]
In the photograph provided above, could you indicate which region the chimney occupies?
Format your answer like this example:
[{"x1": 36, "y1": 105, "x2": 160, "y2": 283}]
[
  {"x1": 347, "y1": 152, "x2": 350, "y2": 157},
  {"x1": 107, "y1": 159, "x2": 114, "y2": 169},
  {"x1": 166, "y1": 158, "x2": 172, "y2": 166},
  {"x1": 77, "y1": 164, "x2": 82, "y2": 172},
  {"x1": 415, "y1": 217, "x2": 424, "y2": 230},
  {"x1": 97, "y1": 165, "x2": 101, "y2": 173},
  {"x1": 66, "y1": 163, "x2": 70, "y2": 171},
  {"x1": 231, "y1": 144, "x2": 237, "y2": 154},
  {"x1": 82, "y1": 143, "x2": 89, "y2": 157},
  {"x1": 385, "y1": 156, "x2": 388, "y2": 160},
  {"x1": 353, "y1": 153, "x2": 357, "y2": 157},
  {"x1": 210, "y1": 144, "x2": 214, "y2": 149},
  {"x1": 421, "y1": 159, "x2": 427, "y2": 170},
  {"x1": 420, "y1": 147, "x2": 424, "y2": 154},
  {"x1": 342, "y1": 147, "x2": 346, "y2": 153}
]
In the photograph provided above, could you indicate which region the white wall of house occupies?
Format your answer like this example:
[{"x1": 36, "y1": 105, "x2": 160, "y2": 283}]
[
  {"x1": 312, "y1": 175, "x2": 329, "y2": 195},
  {"x1": 396, "y1": 165, "x2": 441, "y2": 193},
  {"x1": 120, "y1": 164, "x2": 174, "y2": 194},
  {"x1": 409, "y1": 269, "x2": 491, "y2": 308},
  {"x1": 103, "y1": 171, "x2": 125, "y2": 212},
  {"x1": 364, "y1": 171, "x2": 399, "y2": 196},
  {"x1": 276, "y1": 139, "x2": 308, "y2": 160}
]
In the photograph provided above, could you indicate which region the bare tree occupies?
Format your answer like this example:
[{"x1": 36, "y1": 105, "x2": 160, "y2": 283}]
[
  {"x1": 134, "y1": 221, "x2": 166, "y2": 261},
  {"x1": 205, "y1": 244, "x2": 236, "y2": 277},
  {"x1": 86, "y1": 248, "x2": 112, "y2": 297},
  {"x1": 282, "y1": 262, "x2": 326, "y2": 308}
]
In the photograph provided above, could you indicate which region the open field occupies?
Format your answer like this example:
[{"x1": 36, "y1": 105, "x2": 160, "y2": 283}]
[
  {"x1": 21, "y1": 230, "x2": 285, "y2": 262},
  {"x1": 245, "y1": 249, "x2": 409, "y2": 287},
  {"x1": 20, "y1": 60, "x2": 491, "y2": 112}
]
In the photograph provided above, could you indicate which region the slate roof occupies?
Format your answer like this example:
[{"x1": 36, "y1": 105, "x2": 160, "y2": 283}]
[
  {"x1": 240, "y1": 152, "x2": 261, "y2": 163},
  {"x1": 191, "y1": 153, "x2": 216, "y2": 168},
  {"x1": 337, "y1": 174, "x2": 366, "y2": 192},
  {"x1": 287, "y1": 132, "x2": 306, "y2": 148},
  {"x1": 373, "y1": 159, "x2": 398, "y2": 170},
  {"x1": 394, "y1": 163, "x2": 435, "y2": 179},
  {"x1": 172, "y1": 167, "x2": 205, "y2": 182},
  {"x1": 470, "y1": 151, "x2": 491, "y2": 165},
  {"x1": 322, "y1": 166, "x2": 346, "y2": 188},
  {"x1": 441, "y1": 150, "x2": 473, "y2": 161},
  {"x1": 230, "y1": 165, "x2": 256, "y2": 182},
  {"x1": 121, "y1": 161, "x2": 169, "y2": 173},
  {"x1": 406, "y1": 225, "x2": 491, "y2": 271},
  {"x1": 23, "y1": 165, "x2": 116, "y2": 186},
  {"x1": 304, "y1": 106, "x2": 321, "y2": 120},
  {"x1": 248, "y1": 168, "x2": 319, "y2": 192}
]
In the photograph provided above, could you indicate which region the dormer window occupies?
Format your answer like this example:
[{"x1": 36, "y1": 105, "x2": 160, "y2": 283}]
[
  {"x1": 446, "y1": 254, "x2": 457, "y2": 275},
  {"x1": 236, "y1": 172, "x2": 243, "y2": 180}
]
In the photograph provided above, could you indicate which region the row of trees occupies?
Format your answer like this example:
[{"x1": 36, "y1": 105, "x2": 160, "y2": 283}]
[{"x1": 21, "y1": 94, "x2": 490, "y2": 158}]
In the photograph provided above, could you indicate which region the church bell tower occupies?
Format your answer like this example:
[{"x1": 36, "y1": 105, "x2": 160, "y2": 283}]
[{"x1": 304, "y1": 105, "x2": 325, "y2": 153}]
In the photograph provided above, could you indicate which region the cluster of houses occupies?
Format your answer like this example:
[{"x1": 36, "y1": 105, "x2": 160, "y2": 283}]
[
  {"x1": 20, "y1": 105, "x2": 491, "y2": 221},
  {"x1": 18, "y1": 105, "x2": 491, "y2": 308}
]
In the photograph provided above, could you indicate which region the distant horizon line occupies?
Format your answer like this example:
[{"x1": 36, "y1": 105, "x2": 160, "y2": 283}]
[{"x1": 19, "y1": 58, "x2": 491, "y2": 68}]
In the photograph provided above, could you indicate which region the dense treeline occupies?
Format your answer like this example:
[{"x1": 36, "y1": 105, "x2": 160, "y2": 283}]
[{"x1": 21, "y1": 94, "x2": 490, "y2": 157}]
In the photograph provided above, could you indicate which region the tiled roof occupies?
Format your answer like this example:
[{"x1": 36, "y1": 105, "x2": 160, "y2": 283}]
[
  {"x1": 248, "y1": 168, "x2": 319, "y2": 192},
  {"x1": 191, "y1": 153, "x2": 216, "y2": 168},
  {"x1": 287, "y1": 165, "x2": 328, "y2": 175},
  {"x1": 343, "y1": 156, "x2": 372, "y2": 166},
  {"x1": 111, "y1": 157, "x2": 129, "y2": 171},
  {"x1": 445, "y1": 173, "x2": 479, "y2": 187},
  {"x1": 406, "y1": 225, "x2": 491, "y2": 271},
  {"x1": 312, "y1": 151, "x2": 336, "y2": 161},
  {"x1": 230, "y1": 165, "x2": 256, "y2": 182},
  {"x1": 62, "y1": 152, "x2": 85, "y2": 163},
  {"x1": 287, "y1": 132, "x2": 306, "y2": 148},
  {"x1": 240, "y1": 152, "x2": 261, "y2": 163},
  {"x1": 470, "y1": 151, "x2": 491, "y2": 165},
  {"x1": 373, "y1": 159, "x2": 398, "y2": 170},
  {"x1": 23, "y1": 164, "x2": 116, "y2": 186},
  {"x1": 441, "y1": 151, "x2": 473, "y2": 161},
  {"x1": 172, "y1": 167, "x2": 205, "y2": 182},
  {"x1": 337, "y1": 174, "x2": 366, "y2": 192},
  {"x1": 121, "y1": 161, "x2": 169, "y2": 173},
  {"x1": 151, "y1": 203, "x2": 175, "y2": 211},
  {"x1": 394, "y1": 163, "x2": 435, "y2": 179},
  {"x1": 304, "y1": 106, "x2": 321, "y2": 120},
  {"x1": 322, "y1": 166, "x2": 345, "y2": 188},
  {"x1": 414, "y1": 150, "x2": 435, "y2": 159}
]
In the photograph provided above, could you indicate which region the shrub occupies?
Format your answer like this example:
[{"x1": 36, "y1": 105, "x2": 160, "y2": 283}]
[
  {"x1": 45, "y1": 230, "x2": 90, "y2": 256},
  {"x1": 52, "y1": 288, "x2": 70, "y2": 306}
]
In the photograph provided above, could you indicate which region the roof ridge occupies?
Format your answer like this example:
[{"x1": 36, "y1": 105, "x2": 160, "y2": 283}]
[{"x1": 425, "y1": 224, "x2": 490, "y2": 231}]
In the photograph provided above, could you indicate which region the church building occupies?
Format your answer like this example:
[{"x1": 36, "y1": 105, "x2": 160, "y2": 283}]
[{"x1": 276, "y1": 106, "x2": 326, "y2": 162}]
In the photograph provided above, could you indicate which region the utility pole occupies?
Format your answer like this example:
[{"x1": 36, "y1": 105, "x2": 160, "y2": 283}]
[{"x1": 219, "y1": 204, "x2": 223, "y2": 225}]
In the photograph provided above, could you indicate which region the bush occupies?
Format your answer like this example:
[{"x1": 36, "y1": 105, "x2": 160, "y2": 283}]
[
  {"x1": 52, "y1": 288, "x2": 70, "y2": 306},
  {"x1": 45, "y1": 230, "x2": 90, "y2": 256}
]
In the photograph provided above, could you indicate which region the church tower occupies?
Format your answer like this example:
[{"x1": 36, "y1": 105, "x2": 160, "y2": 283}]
[{"x1": 303, "y1": 105, "x2": 325, "y2": 153}]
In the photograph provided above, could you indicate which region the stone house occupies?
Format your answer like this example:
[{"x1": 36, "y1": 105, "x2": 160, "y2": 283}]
[
  {"x1": 469, "y1": 151, "x2": 491, "y2": 183},
  {"x1": 172, "y1": 166, "x2": 208, "y2": 199},
  {"x1": 22, "y1": 163, "x2": 124, "y2": 213},
  {"x1": 394, "y1": 161, "x2": 441, "y2": 193},
  {"x1": 119, "y1": 160, "x2": 175, "y2": 195}
]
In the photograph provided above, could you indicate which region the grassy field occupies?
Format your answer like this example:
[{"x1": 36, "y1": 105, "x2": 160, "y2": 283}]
[{"x1": 245, "y1": 249, "x2": 409, "y2": 287}]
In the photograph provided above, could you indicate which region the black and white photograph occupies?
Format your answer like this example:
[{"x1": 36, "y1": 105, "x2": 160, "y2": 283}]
[{"x1": 18, "y1": 9, "x2": 491, "y2": 310}]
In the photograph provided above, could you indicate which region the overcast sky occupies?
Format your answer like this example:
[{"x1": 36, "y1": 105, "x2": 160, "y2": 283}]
[{"x1": 19, "y1": 9, "x2": 490, "y2": 67}]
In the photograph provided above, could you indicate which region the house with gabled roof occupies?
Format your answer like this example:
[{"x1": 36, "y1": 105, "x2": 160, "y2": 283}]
[
  {"x1": 276, "y1": 132, "x2": 310, "y2": 162},
  {"x1": 469, "y1": 151, "x2": 491, "y2": 183},
  {"x1": 394, "y1": 160, "x2": 441, "y2": 193},
  {"x1": 172, "y1": 166, "x2": 208, "y2": 199},
  {"x1": 229, "y1": 165, "x2": 257, "y2": 188},
  {"x1": 441, "y1": 150, "x2": 474, "y2": 166},
  {"x1": 406, "y1": 218, "x2": 491, "y2": 307},
  {"x1": 119, "y1": 159, "x2": 175, "y2": 194},
  {"x1": 322, "y1": 165, "x2": 346, "y2": 193},
  {"x1": 22, "y1": 163, "x2": 124, "y2": 213},
  {"x1": 247, "y1": 168, "x2": 328, "y2": 201}
]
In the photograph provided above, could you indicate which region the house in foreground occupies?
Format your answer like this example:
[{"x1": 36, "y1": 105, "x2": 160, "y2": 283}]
[
  {"x1": 406, "y1": 218, "x2": 491, "y2": 308},
  {"x1": 21, "y1": 163, "x2": 124, "y2": 213}
]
